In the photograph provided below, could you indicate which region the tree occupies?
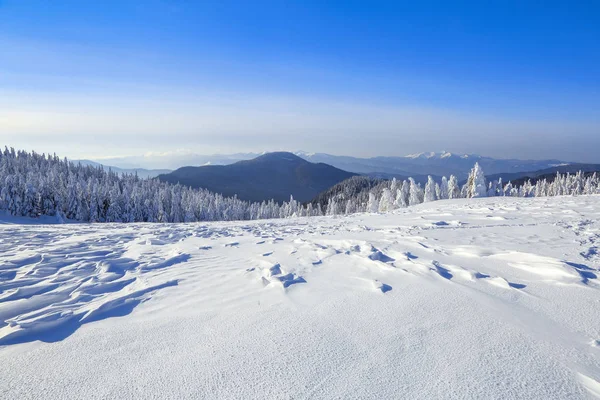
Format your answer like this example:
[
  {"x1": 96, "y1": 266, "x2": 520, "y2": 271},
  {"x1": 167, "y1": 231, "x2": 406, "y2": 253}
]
[
  {"x1": 345, "y1": 199, "x2": 356, "y2": 215},
  {"x1": 379, "y1": 188, "x2": 394, "y2": 212},
  {"x1": 424, "y1": 176, "x2": 438, "y2": 202},
  {"x1": 504, "y1": 181, "x2": 514, "y2": 197},
  {"x1": 439, "y1": 177, "x2": 449, "y2": 200},
  {"x1": 367, "y1": 192, "x2": 379, "y2": 213},
  {"x1": 447, "y1": 175, "x2": 460, "y2": 199},
  {"x1": 326, "y1": 198, "x2": 339, "y2": 216},
  {"x1": 466, "y1": 162, "x2": 487, "y2": 198},
  {"x1": 408, "y1": 178, "x2": 423, "y2": 206},
  {"x1": 397, "y1": 180, "x2": 410, "y2": 207}
]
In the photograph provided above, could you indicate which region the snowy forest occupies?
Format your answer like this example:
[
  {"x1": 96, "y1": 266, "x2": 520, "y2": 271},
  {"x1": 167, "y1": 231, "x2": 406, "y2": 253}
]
[{"x1": 1, "y1": 148, "x2": 599, "y2": 223}]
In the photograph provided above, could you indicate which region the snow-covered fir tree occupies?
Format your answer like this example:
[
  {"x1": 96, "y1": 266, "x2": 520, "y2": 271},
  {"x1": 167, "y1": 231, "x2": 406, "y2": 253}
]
[
  {"x1": 0, "y1": 148, "x2": 326, "y2": 223},
  {"x1": 447, "y1": 175, "x2": 460, "y2": 199},
  {"x1": 466, "y1": 162, "x2": 487, "y2": 198},
  {"x1": 423, "y1": 176, "x2": 438, "y2": 202}
]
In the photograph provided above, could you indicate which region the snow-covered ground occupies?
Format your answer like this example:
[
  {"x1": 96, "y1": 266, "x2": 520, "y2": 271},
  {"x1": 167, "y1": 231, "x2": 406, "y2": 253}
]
[{"x1": 1, "y1": 196, "x2": 600, "y2": 399}]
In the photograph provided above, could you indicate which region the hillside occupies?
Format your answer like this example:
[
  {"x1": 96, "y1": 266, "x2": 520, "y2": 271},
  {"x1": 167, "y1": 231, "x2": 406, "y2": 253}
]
[
  {"x1": 310, "y1": 176, "x2": 385, "y2": 210},
  {"x1": 158, "y1": 152, "x2": 357, "y2": 202},
  {"x1": 1, "y1": 196, "x2": 599, "y2": 398}
]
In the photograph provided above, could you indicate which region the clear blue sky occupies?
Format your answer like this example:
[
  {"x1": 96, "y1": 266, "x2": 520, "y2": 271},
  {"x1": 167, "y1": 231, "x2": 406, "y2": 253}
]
[{"x1": 1, "y1": 0, "x2": 599, "y2": 161}]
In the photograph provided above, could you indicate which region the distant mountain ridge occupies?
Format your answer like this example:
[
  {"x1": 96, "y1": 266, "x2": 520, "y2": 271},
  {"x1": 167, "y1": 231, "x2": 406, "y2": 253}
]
[
  {"x1": 294, "y1": 151, "x2": 568, "y2": 180},
  {"x1": 95, "y1": 151, "x2": 570, "y2": 181},
  {"x1": 157, "y1": 152, "x2": 357, "y2": 203},
  {"x1": 72, "y1": 160, "x2": 171, "y2": 179}
]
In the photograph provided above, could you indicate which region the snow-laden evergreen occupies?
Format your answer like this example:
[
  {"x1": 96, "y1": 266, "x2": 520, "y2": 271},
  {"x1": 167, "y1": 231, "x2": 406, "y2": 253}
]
[
  {"x1": 0, "y1": 148, "x2": 321, "y2": 222},
  {"x1": 318, "y1": 164, "x2": 600, "y2": 216},
  {"x1": 1, "y1": 148, "x2": 600, "y2": 222}
]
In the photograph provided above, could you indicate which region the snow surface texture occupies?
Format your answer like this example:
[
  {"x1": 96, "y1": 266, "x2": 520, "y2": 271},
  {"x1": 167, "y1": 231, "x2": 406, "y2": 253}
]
[{"x1": 1, "y1": 196, "x2": 600, "y2": 399}]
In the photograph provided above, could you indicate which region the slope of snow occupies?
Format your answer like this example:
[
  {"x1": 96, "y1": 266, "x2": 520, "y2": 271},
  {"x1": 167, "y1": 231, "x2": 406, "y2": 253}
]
[{"x1": 1, "y1": 196, "x2": 600, "y2": 399}]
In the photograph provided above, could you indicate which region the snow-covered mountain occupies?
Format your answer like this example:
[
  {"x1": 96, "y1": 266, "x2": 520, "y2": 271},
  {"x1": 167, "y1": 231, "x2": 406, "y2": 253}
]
[
  {"x1": 402, "y1": 151, "x2": 458, "y2": 159},
  {"x1": 1, "y1": 195, "x2": 599, "y2": 398}
]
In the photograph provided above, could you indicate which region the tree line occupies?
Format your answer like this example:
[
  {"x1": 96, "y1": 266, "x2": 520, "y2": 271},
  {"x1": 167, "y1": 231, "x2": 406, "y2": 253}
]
[
  {"x1": 0, "y1": 148, "x2": 598, "y2": 222},
  {"x1": 321, "y1": 163, "x2": 600, "y2": 215}
]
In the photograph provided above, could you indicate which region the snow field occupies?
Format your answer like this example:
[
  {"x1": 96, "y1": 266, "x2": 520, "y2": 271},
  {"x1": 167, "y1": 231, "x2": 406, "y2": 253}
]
[{"x1": 1, "y1": 196, "x2": 600, "y2": 399}]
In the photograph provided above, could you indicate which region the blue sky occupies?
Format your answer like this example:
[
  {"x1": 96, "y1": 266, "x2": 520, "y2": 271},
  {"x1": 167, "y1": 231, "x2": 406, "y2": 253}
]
[{"x1": 1, "y1": 0, "x2": 599, "y2": 161}]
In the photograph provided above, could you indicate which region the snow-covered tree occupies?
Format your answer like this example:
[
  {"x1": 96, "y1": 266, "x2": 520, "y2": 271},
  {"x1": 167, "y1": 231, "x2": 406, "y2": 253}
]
[
  {"x1": 398, "y1": 180, "x2": 410, "y2": 207},
  {"x1": 466, "y1": 162, "x2": 487, "y2": 198},
  {"x1": 424, "y1": 176, "x2": 438, "y2": 202},
  {"x1": 326, "y1": 197, "x2": 339, "y2": 216},
  {"x1": 447, "y1": 175, "x2": 460, "y2": 199},
  {"x1": 408, "y1": 178, "x2": 423, "y2": 206},
  {"x1": 367, "y1": 192, "x2": 379, "y2": 213},
  {"x1": 1, "y1": 149, "x2": 598, "y2": 223},
  {"x1": 439, "y1": 177, "x2": 449, "y2": 200},
  {"x1": 378, "y1": 188, "x2": 394, "y2": 212}
]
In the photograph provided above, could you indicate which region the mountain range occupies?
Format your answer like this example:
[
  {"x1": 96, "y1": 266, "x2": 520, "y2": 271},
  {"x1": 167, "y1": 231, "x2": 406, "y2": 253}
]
[
  {"x1": 89, "y1": 151, "x2": 570, "y2": 180},
  {"x1": 295, "y1": 151, "x2": 568, "y2": 180}
]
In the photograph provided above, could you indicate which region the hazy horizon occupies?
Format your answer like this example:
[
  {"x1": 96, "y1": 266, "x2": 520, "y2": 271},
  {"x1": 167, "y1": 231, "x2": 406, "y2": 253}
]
[{"x1": 0, "y1": 146, "x2": 596, "y2": 171}]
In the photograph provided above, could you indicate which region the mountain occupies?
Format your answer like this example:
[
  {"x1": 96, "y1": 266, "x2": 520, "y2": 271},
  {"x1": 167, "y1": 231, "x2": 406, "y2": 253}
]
[
  {"x1": 157, "y1": 152, "x2": 357, "y2": 202},
  {"x1": 72, "y1": 160, "x2": 171, "y2": 179},
  {"x1": 295, "y1": 151, "x2": 568, "y2": 180}
]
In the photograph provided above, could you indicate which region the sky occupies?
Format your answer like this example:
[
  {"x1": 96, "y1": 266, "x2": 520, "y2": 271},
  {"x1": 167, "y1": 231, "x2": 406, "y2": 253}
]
[{"x1": 1, "y1": 0, "x2": 599, "y2": 162}]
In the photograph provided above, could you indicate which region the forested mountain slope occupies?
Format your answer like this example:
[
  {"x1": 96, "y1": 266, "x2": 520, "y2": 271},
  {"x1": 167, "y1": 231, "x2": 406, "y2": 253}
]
[{"x1": 158, "y1": 152, "x2": 357, "y2": 202}]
